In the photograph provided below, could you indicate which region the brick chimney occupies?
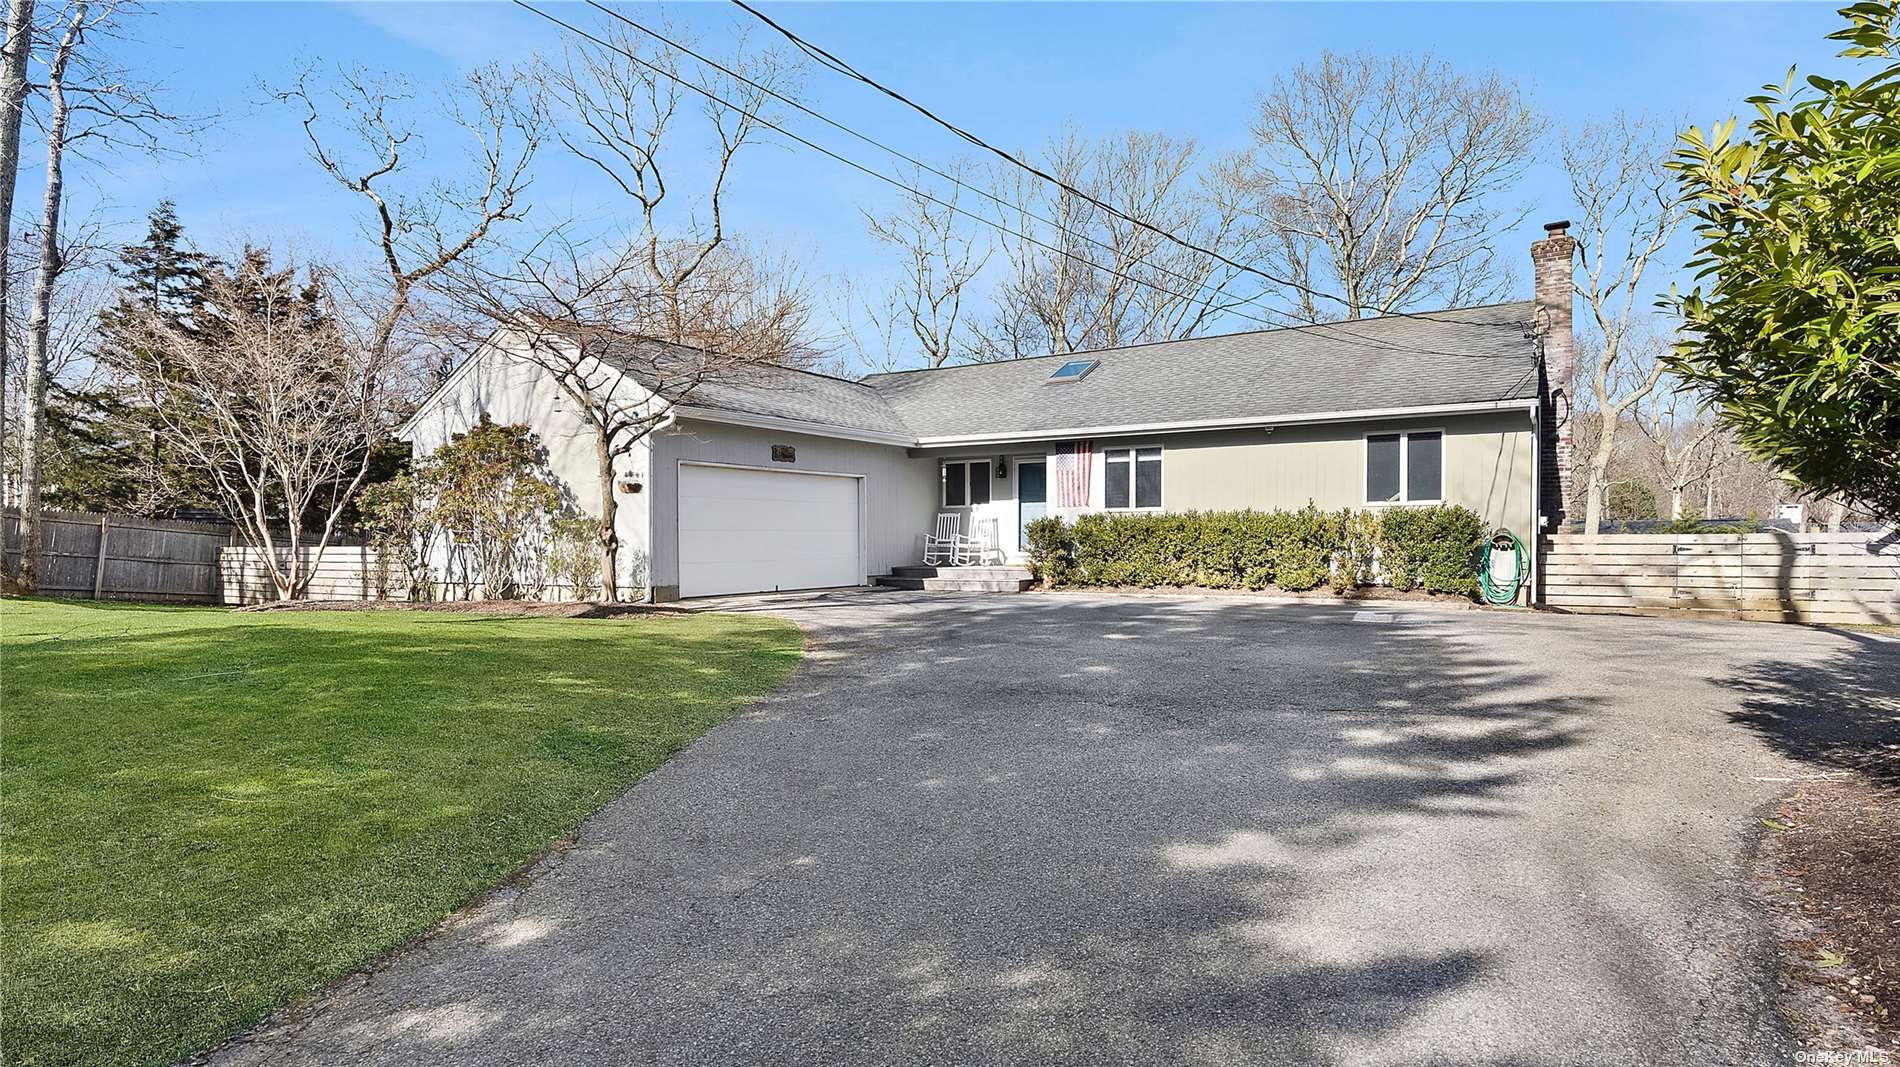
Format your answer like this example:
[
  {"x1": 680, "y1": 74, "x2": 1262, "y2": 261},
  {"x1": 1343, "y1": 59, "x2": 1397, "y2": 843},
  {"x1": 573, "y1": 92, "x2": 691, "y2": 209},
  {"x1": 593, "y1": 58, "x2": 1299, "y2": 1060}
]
[{"x1": 1531, "y1": 220, "x2": 1577, "y2": 529}]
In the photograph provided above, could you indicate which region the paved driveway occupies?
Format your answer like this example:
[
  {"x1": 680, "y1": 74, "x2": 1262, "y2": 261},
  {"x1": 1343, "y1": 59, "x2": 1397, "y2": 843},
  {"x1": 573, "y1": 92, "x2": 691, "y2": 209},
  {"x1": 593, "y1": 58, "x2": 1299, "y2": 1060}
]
[{"x1": 208, "y1": 592, "x2": 1900, "y2": 1067}]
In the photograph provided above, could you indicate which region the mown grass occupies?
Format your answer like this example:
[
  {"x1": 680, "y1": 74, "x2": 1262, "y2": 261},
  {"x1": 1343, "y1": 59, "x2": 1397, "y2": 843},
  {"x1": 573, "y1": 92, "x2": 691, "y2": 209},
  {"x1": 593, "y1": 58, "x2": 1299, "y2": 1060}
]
[{"x1": 0, "y1": 598, "x2": 801, "y2": 1067}]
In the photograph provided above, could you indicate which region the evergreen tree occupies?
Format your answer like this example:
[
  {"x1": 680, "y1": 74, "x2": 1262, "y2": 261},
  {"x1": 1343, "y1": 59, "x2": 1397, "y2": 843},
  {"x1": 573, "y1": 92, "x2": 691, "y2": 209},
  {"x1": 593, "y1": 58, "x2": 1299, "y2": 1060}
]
[{"x1": 46, "y1": 202, "x2": 221, "y2": 513}]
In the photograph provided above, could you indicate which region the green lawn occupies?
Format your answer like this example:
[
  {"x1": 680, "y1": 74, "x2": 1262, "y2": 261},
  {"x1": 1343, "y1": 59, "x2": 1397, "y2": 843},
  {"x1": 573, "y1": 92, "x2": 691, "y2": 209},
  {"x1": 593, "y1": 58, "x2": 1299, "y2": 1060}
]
[{"x1": 1, "y1": 598, "x2": 801, "y2": 1067}]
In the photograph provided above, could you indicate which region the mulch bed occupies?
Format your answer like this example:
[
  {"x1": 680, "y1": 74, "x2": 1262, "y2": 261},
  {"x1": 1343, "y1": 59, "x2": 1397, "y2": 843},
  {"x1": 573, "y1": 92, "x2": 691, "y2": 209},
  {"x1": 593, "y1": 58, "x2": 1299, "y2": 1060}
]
[
  {"x1": 1757, "y1": 776, "x2": 1900, "y2": 1053},
  {"x1": 237, "y1": 599, "x2": 695, "y2": 618}
]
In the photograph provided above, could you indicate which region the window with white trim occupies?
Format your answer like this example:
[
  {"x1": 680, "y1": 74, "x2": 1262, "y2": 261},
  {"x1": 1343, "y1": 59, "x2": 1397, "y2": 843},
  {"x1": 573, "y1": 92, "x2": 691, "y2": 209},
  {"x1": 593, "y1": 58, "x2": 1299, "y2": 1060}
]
[
  {"x1": 1365, "y1": 431, "x2": 1443, "y2": 504},
  {"x1": 942, "y1": 459, "x2": 991, "y2": 507},
  {"x1": 1104, "y1": 446, "x2": 1162, "y2": 509}
]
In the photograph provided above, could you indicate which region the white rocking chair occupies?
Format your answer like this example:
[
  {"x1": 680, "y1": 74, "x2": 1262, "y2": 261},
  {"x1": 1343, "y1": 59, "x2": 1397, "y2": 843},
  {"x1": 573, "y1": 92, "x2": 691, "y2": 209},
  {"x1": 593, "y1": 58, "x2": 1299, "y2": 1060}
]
[{"x1": 923, "y1": 512, "x2": 980, "y2": 566}]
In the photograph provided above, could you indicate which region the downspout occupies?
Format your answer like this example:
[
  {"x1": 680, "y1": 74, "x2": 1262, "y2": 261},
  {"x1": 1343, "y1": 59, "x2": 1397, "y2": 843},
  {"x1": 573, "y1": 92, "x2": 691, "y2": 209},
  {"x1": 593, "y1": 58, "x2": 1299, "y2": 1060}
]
[
  {"x1": 1529, "y1": 399, "x2": 1542, "y2": 607},
  {"x1": 639, "y1": 404, "x2": 679, "y2": 605}
]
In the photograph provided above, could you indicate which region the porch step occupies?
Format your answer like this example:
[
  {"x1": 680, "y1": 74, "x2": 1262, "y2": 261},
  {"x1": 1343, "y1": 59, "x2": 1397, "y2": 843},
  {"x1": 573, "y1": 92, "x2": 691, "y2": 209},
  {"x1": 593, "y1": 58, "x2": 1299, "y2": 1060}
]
[
  {"x1": 891, "y1": 564, "x2": 1034, "y2": 580},
  {"x1": 876, "y1": 565, "x2": 1035, "y2": 593},
  {"x1": 876, "y1": 575, "x2": 1036, "y2": 593}
]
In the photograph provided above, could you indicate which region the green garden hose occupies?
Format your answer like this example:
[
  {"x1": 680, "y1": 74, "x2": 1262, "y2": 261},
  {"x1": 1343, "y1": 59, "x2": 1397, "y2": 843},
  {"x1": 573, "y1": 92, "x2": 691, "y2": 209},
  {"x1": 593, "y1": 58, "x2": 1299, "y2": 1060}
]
[{"x1": 1479, "y1": 528, "x2": 1529, "y2": 606}]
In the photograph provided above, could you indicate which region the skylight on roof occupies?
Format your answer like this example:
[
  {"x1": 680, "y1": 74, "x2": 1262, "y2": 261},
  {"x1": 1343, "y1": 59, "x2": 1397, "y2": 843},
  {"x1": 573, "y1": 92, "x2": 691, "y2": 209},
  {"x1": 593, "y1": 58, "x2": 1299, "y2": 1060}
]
[{"x1": 1045, "y1": 358, "x2": 1098, "y2": 384}]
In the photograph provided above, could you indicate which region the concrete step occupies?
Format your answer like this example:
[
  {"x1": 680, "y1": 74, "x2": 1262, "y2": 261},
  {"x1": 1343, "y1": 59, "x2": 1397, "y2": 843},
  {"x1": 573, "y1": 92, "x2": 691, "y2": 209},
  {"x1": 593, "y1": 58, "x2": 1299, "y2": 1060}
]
[
  {"x1": 875, "y1": 574, "x2": 1036, "y2": 593},
  {"x1": 891, "y1": 565, "x2": 1034, "y2": 580}
]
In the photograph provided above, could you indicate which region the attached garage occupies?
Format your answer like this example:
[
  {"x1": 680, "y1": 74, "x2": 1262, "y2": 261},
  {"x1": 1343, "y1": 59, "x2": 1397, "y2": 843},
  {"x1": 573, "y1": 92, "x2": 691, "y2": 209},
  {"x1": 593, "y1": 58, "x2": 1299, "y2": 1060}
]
[{"x1": 675, "y1": 463, "x2": 865, "y2": 598}]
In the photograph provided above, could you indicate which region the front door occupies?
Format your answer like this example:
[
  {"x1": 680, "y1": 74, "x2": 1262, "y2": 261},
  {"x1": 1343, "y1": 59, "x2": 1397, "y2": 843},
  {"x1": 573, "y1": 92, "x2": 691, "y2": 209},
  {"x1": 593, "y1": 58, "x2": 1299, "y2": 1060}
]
[{"x1": 1017, "y1": 460, "x2": 1047, "y2": 551}]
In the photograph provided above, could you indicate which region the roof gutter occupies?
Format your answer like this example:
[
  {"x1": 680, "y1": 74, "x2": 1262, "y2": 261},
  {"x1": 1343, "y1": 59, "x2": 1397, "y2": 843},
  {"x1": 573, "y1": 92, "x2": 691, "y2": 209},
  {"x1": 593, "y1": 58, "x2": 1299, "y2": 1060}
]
[
  {"x1": 909, "y1": 398, "x2": 1540, "y2": 449},
  {"x1": 670, "y1": 404, "x2": 919, "y2": 448}
]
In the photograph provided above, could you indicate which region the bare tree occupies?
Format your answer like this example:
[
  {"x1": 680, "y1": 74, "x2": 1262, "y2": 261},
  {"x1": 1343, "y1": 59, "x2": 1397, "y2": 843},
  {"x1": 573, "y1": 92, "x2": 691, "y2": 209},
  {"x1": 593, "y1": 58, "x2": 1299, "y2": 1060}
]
[
  {"x1": 1561, "y1": 112, "x2": 1689, "y2": 535},
  {"x1": 974, "y1": 126, "x2": 1254, "y2": 358},
  {"x1": 225, "y1": 63, "x2": 541, "y2": 596},
  {"x1": 0, "y1": 0, "x2": 33, "y2": 499},
  {"x1": 14, "y1": 0, "x2": 81, "y2": 591},
  {"x1": 540, "y1": 20, "x2": 804, "y2": 356},
  {"x1": 436, "y1": 230, "x2": 805, "y2": 600},
  {"x1": 125, "y1": 252, "x2": 394, "y2": 600},
  {"x1": 1634, "y1": 384, "x2": 1722, "y2": 520},
  {"x1": 12, "y1": 0, "x2": 181, "y2": 587},
  {"x1": 279, "y1": 63, "x2": 541, "y2": 366},
  {"x1": 853, "y1": 160, "x2": 990, "y2": 368},
  {"x1": 1236, "y1": 50, "x2": 1536, "y2": 322}
]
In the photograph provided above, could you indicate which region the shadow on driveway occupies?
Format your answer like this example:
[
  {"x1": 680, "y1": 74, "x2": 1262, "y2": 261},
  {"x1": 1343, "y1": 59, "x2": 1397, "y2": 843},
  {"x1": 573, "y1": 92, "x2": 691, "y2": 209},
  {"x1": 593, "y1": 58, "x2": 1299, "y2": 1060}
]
[{"x1": 209, "y1": 593, "x2": 1816, "y2": 1067}]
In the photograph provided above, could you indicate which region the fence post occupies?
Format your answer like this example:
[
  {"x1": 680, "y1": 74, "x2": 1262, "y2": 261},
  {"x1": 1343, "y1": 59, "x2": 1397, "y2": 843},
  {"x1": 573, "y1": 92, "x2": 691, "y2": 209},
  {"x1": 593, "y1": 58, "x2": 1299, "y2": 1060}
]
[{"x1": 92, "y1": 515, "x2": 112, "y2": 599}]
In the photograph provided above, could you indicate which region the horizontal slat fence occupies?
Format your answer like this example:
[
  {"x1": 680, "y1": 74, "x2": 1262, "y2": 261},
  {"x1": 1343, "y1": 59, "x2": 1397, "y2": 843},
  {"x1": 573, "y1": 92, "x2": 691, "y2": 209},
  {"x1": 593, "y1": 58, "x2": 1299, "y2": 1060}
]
[
  {"x1": 218, "y1": 545, "x2": 390, "y2": 605},
  {"x1": 1542, "y1": 531, "x2": 1900, "y2": 624},
  {"x1": 3, "y1": 508, "x2": 233, "y2": 602}
]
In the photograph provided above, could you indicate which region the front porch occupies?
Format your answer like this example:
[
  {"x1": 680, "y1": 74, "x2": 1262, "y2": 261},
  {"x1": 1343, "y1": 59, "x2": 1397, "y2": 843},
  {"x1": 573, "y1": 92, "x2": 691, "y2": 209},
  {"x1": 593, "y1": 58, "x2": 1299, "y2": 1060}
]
[{"x1": 922, "y1": 447, "x2": 1087, "y2": 567}]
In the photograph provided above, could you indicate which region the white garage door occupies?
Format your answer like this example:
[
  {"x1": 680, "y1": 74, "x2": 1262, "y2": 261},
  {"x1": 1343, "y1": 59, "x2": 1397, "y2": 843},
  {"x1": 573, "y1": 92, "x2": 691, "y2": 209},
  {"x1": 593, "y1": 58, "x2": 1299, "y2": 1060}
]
[{"x1": 677, "y1": 464, "x2": 863, "y2": 598}]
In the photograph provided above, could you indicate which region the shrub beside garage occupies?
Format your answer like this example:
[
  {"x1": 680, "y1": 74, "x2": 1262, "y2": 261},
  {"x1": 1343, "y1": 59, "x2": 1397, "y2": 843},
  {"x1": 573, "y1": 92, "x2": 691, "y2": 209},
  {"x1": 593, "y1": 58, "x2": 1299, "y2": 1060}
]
[{"x1": 1024, "y1": 504, "x2": 1487, "y2": 597}]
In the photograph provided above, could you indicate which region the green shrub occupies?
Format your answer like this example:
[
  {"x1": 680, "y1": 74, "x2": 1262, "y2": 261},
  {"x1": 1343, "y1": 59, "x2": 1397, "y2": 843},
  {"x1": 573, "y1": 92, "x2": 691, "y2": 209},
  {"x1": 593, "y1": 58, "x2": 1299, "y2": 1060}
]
[
  {"x1": 1024, "y1": 515, "x2": 1075, "y2": 587},
  {"x1": 547, "y1": 514, "x2": 602, "y2": 601},
  {"x1": 1377, "y1": 504, "x2": 1486, "y2": 596},
  {"x1": 1333, "y1": 510, "x2": 1381, "y2": 594},
  {"x1": 1022, "y1": 504, "x2": 1487, "y2": 598}
]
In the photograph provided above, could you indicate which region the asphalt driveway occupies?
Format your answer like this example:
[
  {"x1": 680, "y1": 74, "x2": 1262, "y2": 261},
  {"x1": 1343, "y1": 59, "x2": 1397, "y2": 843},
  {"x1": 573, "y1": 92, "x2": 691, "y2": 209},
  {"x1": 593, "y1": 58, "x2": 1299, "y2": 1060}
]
[{"x1": 207, "y1": 591, "x2": 1900, "y2": 1067}]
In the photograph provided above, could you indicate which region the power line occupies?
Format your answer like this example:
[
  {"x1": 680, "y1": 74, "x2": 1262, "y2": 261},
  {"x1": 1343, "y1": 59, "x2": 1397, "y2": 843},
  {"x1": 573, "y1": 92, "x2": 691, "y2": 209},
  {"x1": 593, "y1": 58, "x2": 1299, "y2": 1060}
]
[
  {"x1": 726, "y1": 0, "x2": 1339, "y2": 310},
  {"x1": 516, "y1": 0, "x2": 1526, "y2": 363},
  {"x1": 581, "y1": 0, "x2": 1314, "y2": 335},
  {"x1": 516, "y1": 0, "x2": 1292, "y2": 335},
  {"x1": 723, "y1": 0, "x2": 1529, "y2": 338}
]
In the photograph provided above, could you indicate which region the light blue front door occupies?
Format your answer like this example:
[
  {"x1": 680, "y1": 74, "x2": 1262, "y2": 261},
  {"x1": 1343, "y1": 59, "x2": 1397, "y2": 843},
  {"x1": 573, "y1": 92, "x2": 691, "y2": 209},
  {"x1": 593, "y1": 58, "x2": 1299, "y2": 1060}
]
[{"x1": 1018, "y1": 461, "x2": 1047, "y2": 550}]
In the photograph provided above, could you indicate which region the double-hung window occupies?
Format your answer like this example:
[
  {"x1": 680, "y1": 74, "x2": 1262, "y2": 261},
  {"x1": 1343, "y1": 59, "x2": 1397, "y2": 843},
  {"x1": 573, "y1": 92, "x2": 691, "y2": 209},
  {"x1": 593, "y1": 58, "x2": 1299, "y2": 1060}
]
[
  {"x1": 942, "y1": 459, "x2": 991, "y2": 507},
  {"x1": 1365, "y1": 431, "x2": 1443, "y2": 504},
  {"x1": 1104, "y1": 447, "x2": 1162, "y2": 510}
]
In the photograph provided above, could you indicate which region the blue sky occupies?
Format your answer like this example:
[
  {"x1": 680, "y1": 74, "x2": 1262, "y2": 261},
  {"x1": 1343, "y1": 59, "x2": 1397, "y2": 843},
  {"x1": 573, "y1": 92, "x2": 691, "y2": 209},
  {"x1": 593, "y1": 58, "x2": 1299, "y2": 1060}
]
[{"x1": 71, "y1": 1, "x2": 1851, "y2": 372}]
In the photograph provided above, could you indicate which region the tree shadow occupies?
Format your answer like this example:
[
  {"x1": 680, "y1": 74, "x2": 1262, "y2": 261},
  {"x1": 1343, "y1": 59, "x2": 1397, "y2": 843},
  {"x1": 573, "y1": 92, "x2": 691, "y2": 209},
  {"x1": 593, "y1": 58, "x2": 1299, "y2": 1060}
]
[
  {"x1": 198, "y1": 594, "x2": 1668, "y2": 1067},
  {"x1": 1719, "y1": 628, "x2": 1900, "y2": 784}
]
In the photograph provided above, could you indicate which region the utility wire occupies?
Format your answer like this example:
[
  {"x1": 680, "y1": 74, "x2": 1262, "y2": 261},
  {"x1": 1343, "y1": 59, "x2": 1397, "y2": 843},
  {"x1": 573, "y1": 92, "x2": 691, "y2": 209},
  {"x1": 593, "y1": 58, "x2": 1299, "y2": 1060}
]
[
  {"x1": 727, "y1": 0, "x2": 1334, "y2": 308},
  {"x1": 583, "y1": 0, "x2": 1309, "y2": 334},
  {"x1": 724, "y1": 0, "x2": 1528, "y2": 337},
  {"x1": 518, "y1": 0, "x2": 1523, "y2": 362},
  {"x1": 518, "y1": 0, "x2": 1296, "y2": 335}
]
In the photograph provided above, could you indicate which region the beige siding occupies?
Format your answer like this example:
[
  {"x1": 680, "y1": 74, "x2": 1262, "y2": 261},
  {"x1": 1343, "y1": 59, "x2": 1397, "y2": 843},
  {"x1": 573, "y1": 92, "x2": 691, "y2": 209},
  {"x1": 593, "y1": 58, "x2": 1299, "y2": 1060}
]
[
  {"x1": 1161, "y1": 411, "x2": 1536, "y2": 535},
  {"x1": 919, "y1": 410, "x2": 1539, "y2": 556},
  {"x1": 648, "y1": 419, "x2": 938, "y2": 598}
]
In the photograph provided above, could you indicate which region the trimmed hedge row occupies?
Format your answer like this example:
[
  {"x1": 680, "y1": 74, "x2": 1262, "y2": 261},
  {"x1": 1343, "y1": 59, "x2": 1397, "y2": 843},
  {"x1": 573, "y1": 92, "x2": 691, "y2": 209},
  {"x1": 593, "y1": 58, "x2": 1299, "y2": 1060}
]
[{"x1": 1024, "y1": 504, "x2": 1487, "y2": 597}]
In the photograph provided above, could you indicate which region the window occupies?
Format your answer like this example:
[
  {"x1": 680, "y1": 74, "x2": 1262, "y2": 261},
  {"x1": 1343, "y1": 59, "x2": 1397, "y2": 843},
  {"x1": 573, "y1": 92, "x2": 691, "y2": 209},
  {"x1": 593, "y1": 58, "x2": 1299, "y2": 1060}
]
[
  {"x1": 1365, "y1": 431, "x2": 1443, "y2": 504},
  {"x1": 1045, "y1": 358, "x2": 1098, "y2": 384},
  {"x1": 1104, "y1": 447, "x2": 1161, "y2": 509},
  {"x1": 942, "y1": 460, "x2": 991, "y2": 507}
]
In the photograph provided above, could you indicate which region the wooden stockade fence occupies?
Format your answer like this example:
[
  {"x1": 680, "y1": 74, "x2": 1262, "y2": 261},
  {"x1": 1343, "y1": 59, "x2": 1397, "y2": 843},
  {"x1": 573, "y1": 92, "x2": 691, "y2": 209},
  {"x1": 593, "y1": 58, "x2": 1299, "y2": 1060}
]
[
  {"x1": 3, "y1": 508, "x2": 233, "y2": 603},
  {"x1": 1541, "y1": 531, "x2": 1900, "y2": 625}
]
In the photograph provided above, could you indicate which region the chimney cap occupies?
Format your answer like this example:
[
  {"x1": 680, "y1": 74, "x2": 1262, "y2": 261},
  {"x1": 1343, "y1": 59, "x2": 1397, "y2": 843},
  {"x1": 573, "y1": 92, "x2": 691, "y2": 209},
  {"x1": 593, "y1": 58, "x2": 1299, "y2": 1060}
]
[{"x1": 1543, "y1": 219, "x2": 1572, "y2": 235}]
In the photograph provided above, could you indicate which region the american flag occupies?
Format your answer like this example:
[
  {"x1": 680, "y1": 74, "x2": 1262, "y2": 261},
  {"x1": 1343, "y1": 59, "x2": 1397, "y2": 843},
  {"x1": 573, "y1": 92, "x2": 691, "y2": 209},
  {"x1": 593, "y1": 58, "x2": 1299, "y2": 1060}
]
[{"x1": 1052, "y1": 440, "x2": 1093, "y2": 508}]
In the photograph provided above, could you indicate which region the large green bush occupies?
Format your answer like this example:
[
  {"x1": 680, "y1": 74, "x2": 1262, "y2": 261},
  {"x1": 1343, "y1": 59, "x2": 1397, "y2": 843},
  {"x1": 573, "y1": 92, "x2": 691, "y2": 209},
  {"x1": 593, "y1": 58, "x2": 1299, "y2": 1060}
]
[
  {"x1": 1026, "y1": 504, "x2": 1487, "y2": 598},
  {"x1": 1024, "y1": 515, "x2": 1075, "y2": 588},
  {"x1": 1376, "y1": 505, "x2": 1486, "y2": 596}
]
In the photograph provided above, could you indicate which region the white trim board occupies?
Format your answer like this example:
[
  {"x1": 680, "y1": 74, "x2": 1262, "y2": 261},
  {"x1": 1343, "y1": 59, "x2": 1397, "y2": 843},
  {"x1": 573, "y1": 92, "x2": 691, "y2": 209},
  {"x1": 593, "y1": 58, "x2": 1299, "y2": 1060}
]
[
  {"x1": 671, "y1": 406, "x2": 917, "y2": 448},
  {"x1": 910, "y1": 399, "x2": 1538, "y2": 449}
]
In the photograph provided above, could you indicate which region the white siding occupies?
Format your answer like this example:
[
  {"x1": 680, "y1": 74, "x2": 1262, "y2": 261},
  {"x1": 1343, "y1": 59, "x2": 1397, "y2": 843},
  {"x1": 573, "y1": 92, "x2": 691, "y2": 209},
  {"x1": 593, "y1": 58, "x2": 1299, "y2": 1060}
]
[
  {"x1": 677, "y1": 465, "x2": 862, "y2": 597},
  {"x1": 399, "y1": 342, "x2": 653, "y2": 595},
  {"x1": 649, "y1": 419, "x2": 937, "y2": 598}
]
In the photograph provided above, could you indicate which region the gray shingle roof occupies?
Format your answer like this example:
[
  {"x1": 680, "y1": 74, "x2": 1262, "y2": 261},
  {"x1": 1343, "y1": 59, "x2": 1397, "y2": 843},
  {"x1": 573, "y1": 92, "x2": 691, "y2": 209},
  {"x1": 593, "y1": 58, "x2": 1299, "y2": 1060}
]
[
  {"x1": 576, "y1": 302, "x2": 1541, "y2": 443},
  {"x1": 858, "y1": 301, "x2": 1542, "y2": 441},
  {"x1": 590, "y1": 334, "x2": 913, "y2": 439}
]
